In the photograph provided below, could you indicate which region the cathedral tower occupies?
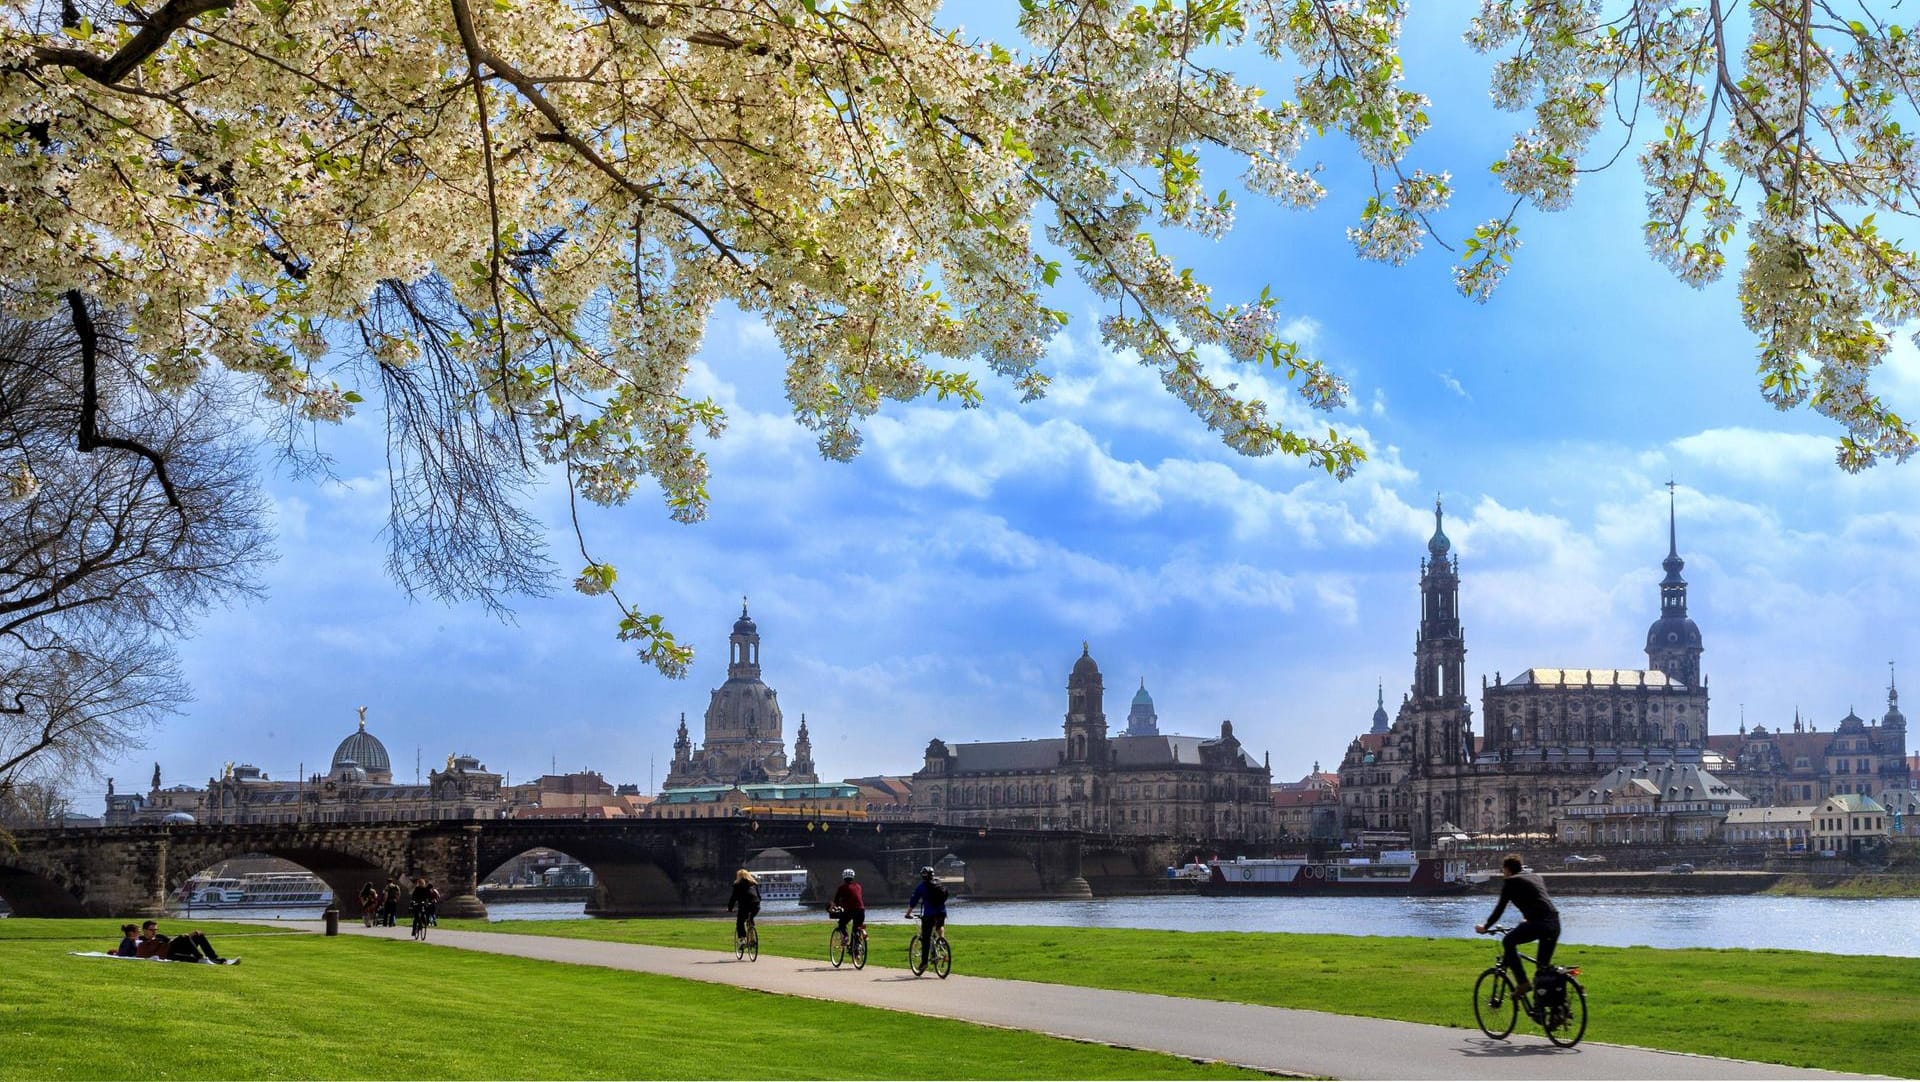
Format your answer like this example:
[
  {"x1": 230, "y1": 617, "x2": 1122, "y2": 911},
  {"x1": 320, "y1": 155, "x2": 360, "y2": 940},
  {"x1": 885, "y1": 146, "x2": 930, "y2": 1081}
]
[
  {"x1": 1400, "y1": 499, "x2": 1474, "y2": 846},
  {"x1": 1413, "y1": 500, "x2": 1469, "y2": 751}
]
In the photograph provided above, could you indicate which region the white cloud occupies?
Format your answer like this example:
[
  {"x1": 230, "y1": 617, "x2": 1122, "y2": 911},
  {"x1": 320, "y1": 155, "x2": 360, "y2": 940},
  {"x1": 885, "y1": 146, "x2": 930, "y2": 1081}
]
[{"x1": 1670, "y1": 427, "x2": 1833, "y2": 481}]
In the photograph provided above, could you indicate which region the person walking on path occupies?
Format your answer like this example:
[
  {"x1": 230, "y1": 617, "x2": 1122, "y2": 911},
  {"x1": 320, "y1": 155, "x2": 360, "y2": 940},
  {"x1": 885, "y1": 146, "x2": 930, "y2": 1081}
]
[
  {"x1": 359, "y1": 883, "x2": 380, "y2": 927},
  {"x1": 1475, "y1": 852, "x2": 1561, "y2": 994},
  {"x1": 382, "y1": 878, "x2": 401, "y2": 928}
]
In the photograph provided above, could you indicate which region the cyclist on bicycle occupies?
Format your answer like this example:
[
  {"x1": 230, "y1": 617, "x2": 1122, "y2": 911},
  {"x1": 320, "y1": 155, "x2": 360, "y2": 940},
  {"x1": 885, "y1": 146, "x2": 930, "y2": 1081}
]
[
  {"x1": 904, "y1": 866, "x2": 948, "y2": 949},
  {"x1": 829, "y1": 868, "x2": 865, "y2": 944},
  {"x1": 1475, "y1": 852, "x2": 1560, "y2": 995},
  {"x1": 727, "y1": 869, "x2": 760, "y2": 947},
  {"x1": 408, "y1": 876, "x2": 434, "y2": 936}
]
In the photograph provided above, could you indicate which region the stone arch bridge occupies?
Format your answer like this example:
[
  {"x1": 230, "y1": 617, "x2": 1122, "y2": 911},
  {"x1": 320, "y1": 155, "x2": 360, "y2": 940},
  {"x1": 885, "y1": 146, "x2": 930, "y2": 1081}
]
[{"x1": 0, "y1": 819, "x2": 1199, "y2": 918}]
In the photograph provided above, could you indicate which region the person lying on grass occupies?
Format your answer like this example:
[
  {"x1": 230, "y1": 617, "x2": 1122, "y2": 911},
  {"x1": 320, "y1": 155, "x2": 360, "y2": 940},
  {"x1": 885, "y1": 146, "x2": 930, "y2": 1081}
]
[{"x1": 134, "y1": 920, "x2": 232, "y2": 964}]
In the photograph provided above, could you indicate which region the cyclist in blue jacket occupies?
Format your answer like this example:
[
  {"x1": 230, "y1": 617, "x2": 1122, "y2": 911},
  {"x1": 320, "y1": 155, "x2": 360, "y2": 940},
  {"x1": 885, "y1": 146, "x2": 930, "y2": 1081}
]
[{"x1": 904, "y1": 866, "x2": 948, "y2": 949}]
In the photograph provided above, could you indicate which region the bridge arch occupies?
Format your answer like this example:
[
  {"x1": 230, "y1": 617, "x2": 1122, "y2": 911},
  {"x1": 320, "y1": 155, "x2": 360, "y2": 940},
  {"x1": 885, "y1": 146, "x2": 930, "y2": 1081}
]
[
  {"x1": 161, "y1": 832, "x2": 411, "y2": 918},
  {"x1": 0, "y1": 855, "x2": 90, "y2": 917}
]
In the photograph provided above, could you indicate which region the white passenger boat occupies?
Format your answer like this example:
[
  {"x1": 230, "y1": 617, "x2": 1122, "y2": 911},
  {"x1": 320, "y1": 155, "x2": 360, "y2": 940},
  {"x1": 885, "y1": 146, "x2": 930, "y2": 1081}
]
[
  {"x1": 753, "y1": 868, "x2": 808, "y2": 902},
  {"x1": 175, "y1": 871, "x2": 333, "y2": 910}
]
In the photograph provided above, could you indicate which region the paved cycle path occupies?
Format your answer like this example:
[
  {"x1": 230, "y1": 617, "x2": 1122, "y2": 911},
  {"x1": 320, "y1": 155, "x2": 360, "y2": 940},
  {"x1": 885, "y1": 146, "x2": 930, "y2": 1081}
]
[{"x1": 273, "y1": 921, "x2": 1875, "y2": 1080}]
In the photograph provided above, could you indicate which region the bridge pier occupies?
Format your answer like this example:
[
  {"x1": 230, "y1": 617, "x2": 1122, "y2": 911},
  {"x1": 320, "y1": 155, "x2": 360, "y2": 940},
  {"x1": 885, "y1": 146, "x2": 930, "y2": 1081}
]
[{"x1": 437, "y1": 892, "x2": 488, "y2": 920}]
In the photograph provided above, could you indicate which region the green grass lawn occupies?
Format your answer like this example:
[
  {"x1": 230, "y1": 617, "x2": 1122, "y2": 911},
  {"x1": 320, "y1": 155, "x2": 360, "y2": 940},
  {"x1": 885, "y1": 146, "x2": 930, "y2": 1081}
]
[
  {"x1": 442, "y1": 914, "x2": 1920, "y2": 1078},
  {"x1": 0, "y1": 920, "x2": 1267, "y2": 1080}
]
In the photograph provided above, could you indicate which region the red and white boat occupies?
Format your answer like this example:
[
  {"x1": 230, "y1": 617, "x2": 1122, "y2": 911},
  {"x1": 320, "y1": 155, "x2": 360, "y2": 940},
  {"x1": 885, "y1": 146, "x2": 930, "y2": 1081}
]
[{"x1": 1199, "y1": 851, "x2": 1469, "y2": 896}]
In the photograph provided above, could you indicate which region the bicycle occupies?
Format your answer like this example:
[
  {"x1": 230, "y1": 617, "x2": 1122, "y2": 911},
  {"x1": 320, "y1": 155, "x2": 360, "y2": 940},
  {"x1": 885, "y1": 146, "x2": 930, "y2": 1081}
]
[
  {"x1": 409, "y1": 903, "x2": 429, "y2": 942},
  {"x1": 907, "y1": 928, "x2": 951, "y2": 979},
  {"x1": 1473, "y1": 926, "x2": 1586, "y2": 1047},
  {"x1": 826, "y1": 908, "x2": 868, "y2": 970},
  {"x1": 734, "y1": 914, "x2": 759, "y2": 962}
]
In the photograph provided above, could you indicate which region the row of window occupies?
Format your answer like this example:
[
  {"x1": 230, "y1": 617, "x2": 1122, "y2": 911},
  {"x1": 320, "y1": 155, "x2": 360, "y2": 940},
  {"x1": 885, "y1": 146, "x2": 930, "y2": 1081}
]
[{"x1": 1816, "y1": 815, "x2": 1886, "y2": 833}]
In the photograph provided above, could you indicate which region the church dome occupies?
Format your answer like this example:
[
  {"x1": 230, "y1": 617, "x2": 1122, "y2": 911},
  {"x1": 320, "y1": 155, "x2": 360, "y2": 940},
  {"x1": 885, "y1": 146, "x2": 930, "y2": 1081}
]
[
  {"x1": 733, "y1": 599, "x2": 757, "y2": 637},
  {"x1": 1644, "y1": 615, "x2": 1702, "y2": 652},
  {"x1": 1072, "y1": 644, "x2": 1100, "y2": 679},
  {"x1": 1132, "y1": 681, "x2": 1153, "y2": 706},
  {"x1": 333, "y1": 720, "x2": 391, "y2": 777},
  {"x1": 1427, "y1": 500, "x2": 1451, "y2": 558}
]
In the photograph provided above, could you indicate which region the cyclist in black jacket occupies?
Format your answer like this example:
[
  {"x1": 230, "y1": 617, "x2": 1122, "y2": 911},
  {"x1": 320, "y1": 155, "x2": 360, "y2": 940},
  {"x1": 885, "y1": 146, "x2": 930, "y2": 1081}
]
[
  {"x1": 727, "y1": 869, "x2": 761, "y2": 947},
  {"x1": 1475, "y1": 852, "x2": 1560, "y2": 994}
]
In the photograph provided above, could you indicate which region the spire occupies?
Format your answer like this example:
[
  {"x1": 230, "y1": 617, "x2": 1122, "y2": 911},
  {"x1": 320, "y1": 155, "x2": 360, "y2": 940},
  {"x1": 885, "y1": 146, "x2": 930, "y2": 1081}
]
[
  {"x1": 1662, "y1": 480, "x2": 1686, "y2": 585},
  {"x1": 742, "y1": 595, "x2": 749, "y2": 618},
  {"x1": 1667, "y1": 478, "x2": 1679, "y2": 559},
  {"x1": 1892, "y1": 661, "x2": 1900, "y2": 708},
  {"x1": 1427, "y1": 496, "x2": 1451, "y2": 557}
]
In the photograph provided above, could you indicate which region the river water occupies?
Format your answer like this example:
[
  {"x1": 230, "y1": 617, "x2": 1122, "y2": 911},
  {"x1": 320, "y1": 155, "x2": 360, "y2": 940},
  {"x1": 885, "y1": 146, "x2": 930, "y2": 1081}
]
[
  {"x1": 481, "y1": 895, "x2": 1920, "y2": 957},
  {"x1": 179, "y1": 895, "x2": 1920, "y2": 958}
]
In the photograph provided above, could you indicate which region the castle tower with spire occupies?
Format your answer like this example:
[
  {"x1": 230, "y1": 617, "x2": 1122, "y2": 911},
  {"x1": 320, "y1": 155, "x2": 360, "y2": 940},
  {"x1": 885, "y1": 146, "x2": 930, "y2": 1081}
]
[{"x1": 1645, "y1": 481, "x2": 1705, "y2": 686}]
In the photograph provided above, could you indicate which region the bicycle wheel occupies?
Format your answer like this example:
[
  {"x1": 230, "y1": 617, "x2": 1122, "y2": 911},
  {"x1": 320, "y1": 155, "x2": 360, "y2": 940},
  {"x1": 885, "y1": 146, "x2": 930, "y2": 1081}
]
[
  {"x1": 908, "y1": 935, "x2": 927, "y2": 976},
  {"x1": 1544, "y1": 978, "x2": 1587, "y2": 1048},
  {"x1": 734, "y1": 927, "x2": 747, "y2": 960},
  {"x1": 1473, "y1": 967, "x2": 1517, "y2": 1039},
  {"x1": 746, "y1": 925, "x2": 759, "y2": 962},
  {"x1": 829, "y1": 928, "x2": 846, "y2": 968},
  {"x1": 851, "y1": 931, "x2": 868, "y2": 970},
  {"x1": 932, "y1": 935, "x2": 951, "y2": 979}
]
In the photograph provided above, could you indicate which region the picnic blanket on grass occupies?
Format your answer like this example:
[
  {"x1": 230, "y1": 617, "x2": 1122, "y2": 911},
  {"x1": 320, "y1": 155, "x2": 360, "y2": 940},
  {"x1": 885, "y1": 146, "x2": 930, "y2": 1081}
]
[{"x1": 70, "y1": 951, "x2": 240, "y2": 965}]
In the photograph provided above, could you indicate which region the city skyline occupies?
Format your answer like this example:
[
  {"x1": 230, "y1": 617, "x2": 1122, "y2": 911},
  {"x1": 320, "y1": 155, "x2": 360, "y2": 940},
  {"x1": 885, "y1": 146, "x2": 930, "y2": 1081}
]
[{"x1": 72, "y1": 9, "x2": 1920, "y2": 813}]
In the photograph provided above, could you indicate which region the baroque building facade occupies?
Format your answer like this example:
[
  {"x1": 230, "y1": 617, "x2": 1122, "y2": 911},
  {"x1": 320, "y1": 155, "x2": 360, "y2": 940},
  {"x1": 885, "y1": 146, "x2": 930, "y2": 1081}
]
[
  {"x1": 1337, "y1": 494, "x2": 1717, "y2": 846},
  {"x1": 103, "y1": 710, "x2": 505, "y2": 825},
  {"x1": 908, "y1": 647, "x2": 1274, "y2": 840},
  {"x1": 1707, "y1": 684, "x2": 1909, "y2": 806},
  {"x1": 662, "y1": 602, "x2": 820, "y2": 789}
]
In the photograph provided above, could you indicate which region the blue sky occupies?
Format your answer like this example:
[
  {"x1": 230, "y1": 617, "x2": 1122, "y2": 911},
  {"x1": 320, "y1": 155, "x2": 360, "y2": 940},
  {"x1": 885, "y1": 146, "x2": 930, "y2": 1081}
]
[{"x1": 79, "y1": 8, "x2": 1920, "y2": 811}]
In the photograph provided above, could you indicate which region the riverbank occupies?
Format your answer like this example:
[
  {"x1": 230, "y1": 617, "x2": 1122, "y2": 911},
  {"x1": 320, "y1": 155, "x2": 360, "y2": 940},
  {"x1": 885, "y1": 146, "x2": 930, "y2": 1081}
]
[
  {"x1": 0, "y1": 919, "x2": 1263, "y2": 1080},
  {"x1": 442, "y1": 915, "x2": 1920, "y2": 1078},
  {"x1": 1764, "y1": 873, "x2": 1920, "y2": 898}
]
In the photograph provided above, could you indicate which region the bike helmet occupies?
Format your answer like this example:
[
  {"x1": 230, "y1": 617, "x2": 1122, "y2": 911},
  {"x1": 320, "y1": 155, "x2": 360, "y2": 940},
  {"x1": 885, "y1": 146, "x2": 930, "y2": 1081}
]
[
  {"x1": 919, "y1": 866, "x2": 935, "y2": 877},
  {"x1": 841, "y1": 868, "x2": 857, "y2": 880}
]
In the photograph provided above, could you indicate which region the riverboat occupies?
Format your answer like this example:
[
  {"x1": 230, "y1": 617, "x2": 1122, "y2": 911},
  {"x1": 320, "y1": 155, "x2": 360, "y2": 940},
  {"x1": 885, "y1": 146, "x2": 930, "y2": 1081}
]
[
  {"x1": 174, "y1": 871, "x2": 333, "y2": 911},
  {"x1": 1198, "y1": 851, "x2": 1469, "y2": 896}
]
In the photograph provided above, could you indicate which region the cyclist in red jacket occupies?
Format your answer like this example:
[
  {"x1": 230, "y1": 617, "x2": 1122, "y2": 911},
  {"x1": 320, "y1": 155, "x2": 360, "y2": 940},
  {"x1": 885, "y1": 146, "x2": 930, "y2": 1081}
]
[{"x1": 829, "y1": 867, "x2": 865, "y2": 943}]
